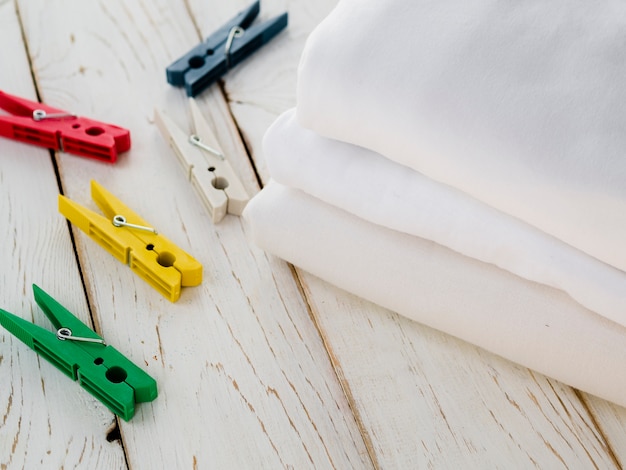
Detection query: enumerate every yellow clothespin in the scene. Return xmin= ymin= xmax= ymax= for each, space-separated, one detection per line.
xmin=154 ymin=98 xmax=249 ymax=223
xmin=59 ymin=180 xmax=202 ymax=302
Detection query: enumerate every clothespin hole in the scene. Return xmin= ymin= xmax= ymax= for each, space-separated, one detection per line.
xmin=105 ymin=366 xmax=128 ymax=384
xmin=94 ymin=357 xmax=104 ymax=365
xmin=157 ymin=251 xmax=176 ymax=268
xmin=72 ymin=124 xmax=81 ymax=129
xmin=206 ymin=49 xmax=214 ymax=56
xmin=208 ymin=167 xmax=215 ymax=172
xmin=86 ymin=126 xmax=105 ymax=136
xmin=146 ymin=244 xmax=155 ymax=251
xmin=212 ymin=176 xmax=229 ymax=190
xmin=189 ymin=56 xmax=205 ymax=69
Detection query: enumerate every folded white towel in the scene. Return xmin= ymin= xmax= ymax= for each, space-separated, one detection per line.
xmin=297 ymin=0 xmax=626 ymax=272
xmin=264 ymin=109 xmax=626 ymax=328
xmin=243 ymin=182 xmax=626 ymax=408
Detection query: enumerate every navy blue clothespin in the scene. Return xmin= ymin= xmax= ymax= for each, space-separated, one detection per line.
xmin=167 ymin=1 xmax=288 ymax=97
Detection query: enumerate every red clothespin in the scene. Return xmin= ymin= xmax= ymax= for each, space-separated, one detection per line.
xmin=0 ymin=90 xmax=131 ymax=163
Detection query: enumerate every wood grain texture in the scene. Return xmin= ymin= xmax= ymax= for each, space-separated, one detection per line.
xmin=582 ymin=397 xmax=626 ymax=467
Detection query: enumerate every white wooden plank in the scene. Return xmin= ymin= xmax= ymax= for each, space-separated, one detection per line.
xmin=209 ymin=0 xmax=626 ymax=467
xmin=582 ymin=397 xmax=626 ymax=467
xmin=15 ymin=0 xmax=372 ymax=468
xmin=0 ymin=3 xmax=126 ymax=469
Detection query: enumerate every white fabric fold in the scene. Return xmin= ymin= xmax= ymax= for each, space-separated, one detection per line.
xmin=264 ymin=109 xmax=626 ymax=328
xmin=296 ymin=0 xmax=626 ymax=272
xmin=243 ymin=182 xmax=626 ymax=408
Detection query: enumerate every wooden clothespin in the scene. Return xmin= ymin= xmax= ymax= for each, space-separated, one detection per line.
xmin=0 ymin=89 xmax=130 ymax=163
xmin=154 ymin=99 xmax=249 ymax=223
xmin=0 ymin=285 xmax=157 ymax=421
xmin=166 ymin=1 xmax=288 ymax=97
xmin=58 ymin=180 xmax=202 ymax=302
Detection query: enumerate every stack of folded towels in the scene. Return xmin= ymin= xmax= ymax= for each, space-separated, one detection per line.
xmin=243 ymin=0 xmax=626 ymax=406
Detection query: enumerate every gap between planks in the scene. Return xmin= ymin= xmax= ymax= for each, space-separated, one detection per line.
xmin=288 ymin=264 xmax=380 ymax=470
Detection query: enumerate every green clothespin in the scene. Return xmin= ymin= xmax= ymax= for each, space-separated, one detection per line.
xmin=0 ymin=284 xmax=157 ymax=421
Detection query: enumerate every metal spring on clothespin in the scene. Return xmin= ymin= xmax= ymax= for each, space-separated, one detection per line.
xmin=112 ymin=215 xmax=158 ymax=234
xmin=224 ymin=26 xmax=245 ymax=70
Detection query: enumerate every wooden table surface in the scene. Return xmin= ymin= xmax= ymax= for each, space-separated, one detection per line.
xmin=2 ymin=1 xmax=626 ymax=468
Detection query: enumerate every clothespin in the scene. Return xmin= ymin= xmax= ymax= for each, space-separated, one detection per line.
xmin=58 ymin=180 xmax=202 ymax=302
xmin=154 ymin=99 xmax=249 ymax=223
xmin=167 ymin=1 xmax=288 ymax=97
xmin=0 ymin=89 xmax=130 ymax=163
xmin=0 ymin=284 xmax=157 ymax=421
